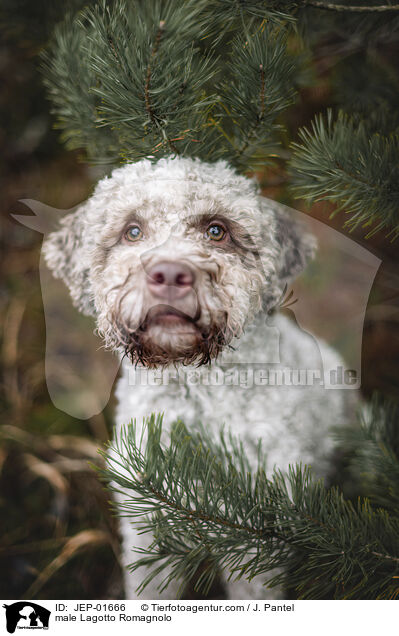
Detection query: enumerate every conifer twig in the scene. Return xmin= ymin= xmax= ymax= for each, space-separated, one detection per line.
xmin=145 ymin=21 xmax=165 ymax=125
xmin=102 ymin=408 xmax=399 ymax=599
xmin=304 ymin=1 xmax=399 ymax=11
xmin=237 ymin=64 xmax=267 ymax=160
xmin=144 ymin=20 xmax=178 ymax=155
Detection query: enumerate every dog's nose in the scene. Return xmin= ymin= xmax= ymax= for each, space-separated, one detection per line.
xmin=147 ymin=261 xmax=195 ymax=300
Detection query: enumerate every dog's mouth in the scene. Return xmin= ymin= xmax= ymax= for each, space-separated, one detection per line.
xmin=119 ymin=304 xmax=229 ymax=368
xmin=140 ymin=304 xmax=201 ymax=334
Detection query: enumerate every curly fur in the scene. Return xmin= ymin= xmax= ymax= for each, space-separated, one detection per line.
xmin=44 ymin=156 xmax=354 ymax=599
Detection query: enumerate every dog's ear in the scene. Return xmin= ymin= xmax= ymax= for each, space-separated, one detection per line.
xmin=43 ymin=206 xmax=95 ymax=316
xmin=272 ymin=204 xmax=317 ymax=287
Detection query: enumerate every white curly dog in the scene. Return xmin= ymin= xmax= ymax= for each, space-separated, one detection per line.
xmin=44 ymin=156 xmax=353 ymax=599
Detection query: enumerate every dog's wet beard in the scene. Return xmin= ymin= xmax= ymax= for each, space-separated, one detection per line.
xmin=106 ymin=281 xmax=230 ymax=367
xmin=120 ymin=322 xmax=228 ymax=368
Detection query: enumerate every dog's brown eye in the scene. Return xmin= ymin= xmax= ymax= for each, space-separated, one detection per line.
xmin=205 ymin=224 xmax=226 ymax=242
xmin=125 ymin=225 xmax=142 ymax=242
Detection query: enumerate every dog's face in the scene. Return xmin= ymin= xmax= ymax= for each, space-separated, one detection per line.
xmin=44 ymin=157 xmax=315 ymax=367
xmin=92 ymin=197 xmax=270 ymax=367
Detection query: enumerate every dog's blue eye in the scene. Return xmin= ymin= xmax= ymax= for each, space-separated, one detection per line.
xmin=205 ymin=224 xmax=226 ymax=242
xmin=125 ymin=226 xmax=142 ymax=242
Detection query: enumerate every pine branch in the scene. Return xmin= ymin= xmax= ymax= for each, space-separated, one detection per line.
xmin=41 ymin=12 xmax=119 ymax=163
xmin=236 ymin=63 xmax=266 ymax=159
xmin=199 ymin=0 xmax=298 ymax=40
xmin=42 ymin=0 xmax=221 ymax=163
xmin=303 ymin=1 xmax=399 ymax=12
xmin=101 ymin=410 xmax=399 ymax=599
xmin=289 ymin=111 xmax=399 ymax=238
xmin=341 ymin=395 xmax=399 ymax=511
xmin=144 ymin=21 xmax=166 ymax=126
xmin=217 ymin=27 xmax=298 ymax=171
xmin=41 ymin=1 xmax=303 ymax=167
xmin=142 ymin=20 xmax=179 ymax=155
xmin=42 ymin=0 xmax=399 ymax=243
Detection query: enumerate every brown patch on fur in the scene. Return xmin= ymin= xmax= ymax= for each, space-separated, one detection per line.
xmin=122 ymin=320 xmax=229 ymax=368
xmin=104 ymin=272 xmax=232 ymax=368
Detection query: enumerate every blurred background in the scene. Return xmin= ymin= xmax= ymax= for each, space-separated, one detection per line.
xmin=1 ymin=0 xmax=399 ymax=600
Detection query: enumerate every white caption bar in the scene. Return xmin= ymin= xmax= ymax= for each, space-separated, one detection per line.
xmin=1 ymin=600 xmax=396 ymax=636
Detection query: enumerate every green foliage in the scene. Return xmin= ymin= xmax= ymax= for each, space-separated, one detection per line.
xmin=198 ymin=0 xmax=298 ymax=43
xmin=42 ymin=13 xmax=118 ymax=163
xmin=85 ymin=0 xmax=220 ymax=162
xmin=289 ymin=111 xmax=399 ymax=237
xmin=343 ymin=395 xmax=399 ymax=511
xmin=41 ymin=0 xmax=399 ymax=238
xmin=289 ymin=6 xmax=399 ymax=238
xmin=204 ymin=0 xmax=298 ymax=26
xmin=42 ymin=0 xmax=299 ymax=169
xmin=102 ymin=405 xmax=399 ymax=599
xmin=216 ymin=28 xmax=297 ymax=171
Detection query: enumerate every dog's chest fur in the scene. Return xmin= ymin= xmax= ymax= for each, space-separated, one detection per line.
xmin=113 ymin=311 xmax=353 ymax=598
xmin=114 ymin=312 xmax=348 ymax=478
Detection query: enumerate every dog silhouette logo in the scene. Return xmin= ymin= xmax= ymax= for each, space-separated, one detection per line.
xmin=3 ymin=603 xmax=50 ymax=634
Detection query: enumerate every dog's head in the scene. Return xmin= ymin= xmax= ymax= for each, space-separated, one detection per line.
xmin=44 ymin=157 xmax=315 ymax=367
